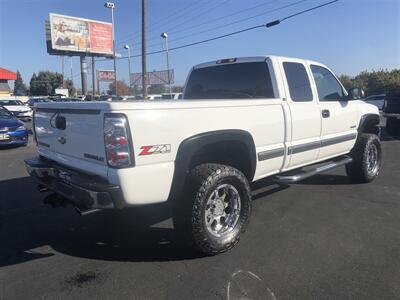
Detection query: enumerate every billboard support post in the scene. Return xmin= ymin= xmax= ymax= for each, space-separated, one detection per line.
xmin=61 ymin=55 xmax=65 ymax=88
xmin=92 ymin=56 xmax=96 ymax=96
xmin=80 ymin=56 xmax=88 ymax=96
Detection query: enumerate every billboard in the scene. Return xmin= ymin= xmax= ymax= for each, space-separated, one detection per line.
xmin=98 ymin=70 xmax=115 ymax=81
xmin=49 ymin=13 xmax=113 ymax=56
xmin=130 ymin=69 xmax=174 ymax=86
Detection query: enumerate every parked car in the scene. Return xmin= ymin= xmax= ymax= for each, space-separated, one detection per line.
xmin=52 ymin=97 xmax=82 ymax=102
xmin=362 ymin=94 xmax=385 ymax=110
xmin=0 ymin=99 xmax=32 ymax=120
xmin=26 ymin=98 xmax=51 ymax=109
xmin=25 ymin=55 xmax=381 ymax=255
xmin=383 ymin=88 xmax=400 ymax=136
xmin=98 ymin=95 xmax=123 ymax=101
xmin=162 ymin=93 xmax=183 ymax=100
xmin=147 ymin=94 xmax=162 ymax=100
xmin=0 ymin=106 xmax=29 ymax=146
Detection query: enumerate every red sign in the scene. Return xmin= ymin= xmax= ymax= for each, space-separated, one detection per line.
xmin=89 ymin=23 xmax=112 ymax=54
xmin=98 ymin=70 xmax=115 ymax=81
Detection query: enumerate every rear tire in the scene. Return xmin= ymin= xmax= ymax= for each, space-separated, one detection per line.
xmin=172 ymin=163 xmax=252 ymax=255
xmin=345 ymin=134 xmax=382 ymax=183
xmin=386 ymin=117 xmax=400 ymax=136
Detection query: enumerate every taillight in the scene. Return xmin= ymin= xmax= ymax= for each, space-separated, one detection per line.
xmin=104 ymin=114 xmax=134 ymax=168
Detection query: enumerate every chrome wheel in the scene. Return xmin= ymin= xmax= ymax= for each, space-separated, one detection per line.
xmin=366 ymin=143 xmax=379 ymax=175
xmin=205 ymin=184 xmax=241 ymax=237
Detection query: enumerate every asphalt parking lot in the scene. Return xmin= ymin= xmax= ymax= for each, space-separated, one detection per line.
xmin=0 ymin=122 xmax=399 ymax=300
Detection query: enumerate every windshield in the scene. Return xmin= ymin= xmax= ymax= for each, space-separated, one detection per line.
xmin=184 ymin=62 xmax=275 ymax=100
xmin=0 ymin=107 xmax=12 ymax=118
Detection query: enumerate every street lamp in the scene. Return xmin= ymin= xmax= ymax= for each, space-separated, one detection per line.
xmin=124 ymin=44 xmax=132 ymax=91
xmin=161 ymin=32 xmax=172 ymax=96
xmin=104 ymin=2 xmax=117 ymax=95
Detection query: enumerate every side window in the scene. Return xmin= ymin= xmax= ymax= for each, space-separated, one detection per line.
xmin=311 ymin=65 xmax=344 ymax=101
xmin=283 ymin=62 xmax=313 ymax=102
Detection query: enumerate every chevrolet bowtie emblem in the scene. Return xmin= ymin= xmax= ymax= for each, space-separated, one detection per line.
xmin=58 ymin=137 xmax=66 ymax=144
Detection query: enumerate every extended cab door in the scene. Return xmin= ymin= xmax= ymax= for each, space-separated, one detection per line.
xmin=279 ymin=58 xmax=321 ymax=169
xmin=308 ymin=63 xmax=358 ymax=160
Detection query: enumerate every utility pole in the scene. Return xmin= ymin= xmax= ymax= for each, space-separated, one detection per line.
xmin=142 ymin=0 xmax=148 ymax=99
xmin=92 ymin=56 xmax=96 ymax=97
xmin=104 ymin=2 xmax=117 ymax=95
xmin=70 ymin=57 xmax=73 ymax=80
xmin=80 ymin=56 xmax=88 ymax=96
xmin=61 ymin=55 xmax=65 ymax=88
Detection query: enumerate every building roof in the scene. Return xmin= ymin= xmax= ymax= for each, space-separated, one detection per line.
xmin=0 ymin=68 xmax=17 ymax=80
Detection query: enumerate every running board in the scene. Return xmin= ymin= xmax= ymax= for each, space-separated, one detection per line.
xmin=273 ymin=156 xmax=353 ymax=184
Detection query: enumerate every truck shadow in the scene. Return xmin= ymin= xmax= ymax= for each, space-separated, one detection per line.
xmin=0 ymin=171 xmax=362 ymax=267
xmin=0 ymin=176 xmax=205 ymax=266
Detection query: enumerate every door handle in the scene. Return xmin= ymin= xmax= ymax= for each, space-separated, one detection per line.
xmin=322 ymin=109 xmax=330 ymax=118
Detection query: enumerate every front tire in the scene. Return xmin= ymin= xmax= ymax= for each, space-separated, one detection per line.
xmin=345 ymin=134 xmax=382 ymax=183
xmin=173 ymin=163 xmax=252 ymax=255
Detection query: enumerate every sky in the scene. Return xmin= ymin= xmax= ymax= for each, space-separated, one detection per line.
xmin=0 ymin=0 xmax=399 ymax=92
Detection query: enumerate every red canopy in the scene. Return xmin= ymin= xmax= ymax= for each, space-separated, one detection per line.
xmin=0 ymin=68 xmax=17 ymax=80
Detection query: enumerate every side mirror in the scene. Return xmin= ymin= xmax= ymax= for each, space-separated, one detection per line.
xmin=348 ymin=87 xmax=365 ymax=100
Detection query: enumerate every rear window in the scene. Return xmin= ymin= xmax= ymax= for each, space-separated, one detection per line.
xmin=184 ymin=62 xmax=275 ymax=100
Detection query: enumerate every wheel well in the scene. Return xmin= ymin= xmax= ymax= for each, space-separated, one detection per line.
xmin=360 ymin=116 xmax=380 ymax=135
xmin=188 ymin=140 xmax=253 ymax=180
xmin=168 ymin=130 xmax=256 ymax=201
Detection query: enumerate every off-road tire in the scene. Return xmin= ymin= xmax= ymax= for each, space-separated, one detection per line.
xmin=172 ymin=163 xmax=252 ymax=255
xmin=345 ymin=134 xmax=382 ymax=183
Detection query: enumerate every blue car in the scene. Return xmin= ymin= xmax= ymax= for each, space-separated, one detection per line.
xmin=0 ymin=106 xmax=29 ymax=146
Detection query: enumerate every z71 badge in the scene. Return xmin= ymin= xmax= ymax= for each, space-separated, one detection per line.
xmin=139 ymin=144 xmax=171 ymax=156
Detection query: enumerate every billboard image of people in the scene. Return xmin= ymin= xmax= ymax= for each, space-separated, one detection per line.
xmin=50 ymin=13 xmax=112 ymax=56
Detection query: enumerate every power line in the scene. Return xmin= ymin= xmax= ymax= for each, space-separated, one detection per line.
xmin=116 ymin=0 xmax=214 ymax=49
xmin=116 ymin=0 xmax=277 ymax=51
xmin=144 ymin=0 xmax=309 ymax=51
xmin=105 ymin=0 xmax=339 ymax=62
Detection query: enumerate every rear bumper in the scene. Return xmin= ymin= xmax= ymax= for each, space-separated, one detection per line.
xmin=24 ymin=156 xmax=125 ymax=209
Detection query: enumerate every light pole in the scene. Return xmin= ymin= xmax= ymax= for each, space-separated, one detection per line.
xmin=161 ymin=32 xmax=172 ymax=96
xmin=124 ymin=44 xmax=132 ymax=91
xmin=104 ymin=2 xmax=117 ymax=95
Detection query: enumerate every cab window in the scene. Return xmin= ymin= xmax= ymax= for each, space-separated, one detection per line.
xmin=283 ymin=62 xmax=313 ymax=102
xmin=311 ymin=65 xmax=344 ymax=101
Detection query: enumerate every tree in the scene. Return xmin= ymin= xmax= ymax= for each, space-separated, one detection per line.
xmin=339 ymin=69 xmax=400 ymax=96
xmin=172 ymin=86 xmax=183 ymax=93
xmin=108 ymin=80 xmax=130 ymax=96
xmin=29 ymin=71 xmax=63 ymax=96
xmin=64 ymin=79 xmax=76 ymax=97
xmin=148 ymin=84 xmax=166 ymax=94
xmin=13 ymin=70 xmax=28 ymax=96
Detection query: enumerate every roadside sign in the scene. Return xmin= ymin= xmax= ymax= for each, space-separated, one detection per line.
xmin=130 ymin=69 xmax=174 ymax=86
xmin=98 ymin=70 xmax=115 ymax=81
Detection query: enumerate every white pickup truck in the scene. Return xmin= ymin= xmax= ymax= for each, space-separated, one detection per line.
xmin=25 ymin=55 xmax=381 ymax=255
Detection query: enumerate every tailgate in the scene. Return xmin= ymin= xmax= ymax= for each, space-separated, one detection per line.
xmin=35 ymin=107 xmax=107 ymax=170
